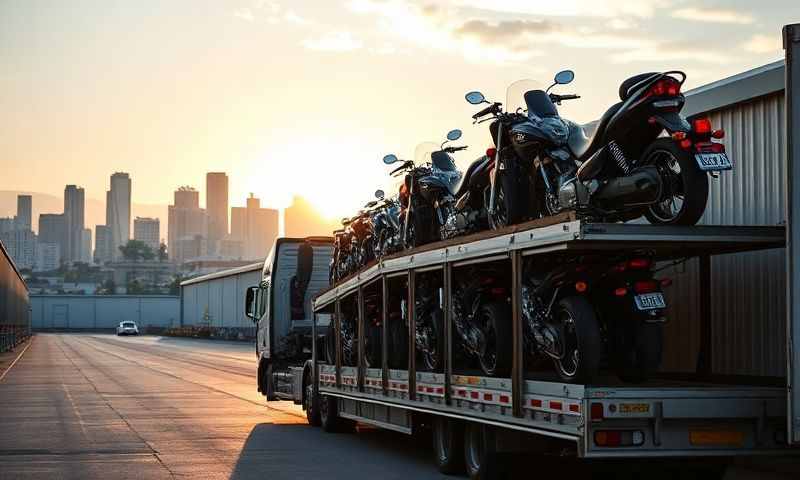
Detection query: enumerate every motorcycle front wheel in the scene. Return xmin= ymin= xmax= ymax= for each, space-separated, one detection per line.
xmin=553 ymin=296 xmax=601 ymax=383
xmin=420 ymin=309 xmax=444 ymax=372
xmin=476 ymin=302 xmax=512 ymax=377
xmin=642 ymin=138 xmax=708 ymax=226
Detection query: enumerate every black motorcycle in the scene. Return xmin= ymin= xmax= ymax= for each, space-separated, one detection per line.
xmin=466 ymin=70 xmax=731 ymax=225
xmin=368 ymin=190 xmax=403 ymax=259
xmin=382 ymin=129 xmax=494 ymax=249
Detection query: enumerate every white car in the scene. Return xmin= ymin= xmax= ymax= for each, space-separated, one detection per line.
xmin=116 ymin=321 xmax=139 ymax=336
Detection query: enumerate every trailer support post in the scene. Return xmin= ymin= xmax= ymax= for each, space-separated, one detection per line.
xmin=784 ymin=22 xmax=800 ymax=444
xmin=696 ymin=254 xmax=712 ymax=377
xmin=408 ymin=270 xmax=416 ymax=401
xmin=382 ymin=275 xmax=389 ymax=395
xmin=312 ymin=312 xmax=318 ymax=400
xmin=444 ymin=261 xmax=453 ymax=406
xmin=335 ymin=298 xmax=342 ymax=389
xmin=358 ymin=285 xmax=365 ymax=392
xmin=511 ymin=251 xmax=524 ymax=418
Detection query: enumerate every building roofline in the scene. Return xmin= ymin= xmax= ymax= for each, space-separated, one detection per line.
xmin=682 ymin=60 xmax=785 ymax=116
xmin=180 ymin=261 xmax=264 ymax=286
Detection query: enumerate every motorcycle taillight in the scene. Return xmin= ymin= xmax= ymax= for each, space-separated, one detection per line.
xmin=649 ymin=78 xmax=680 ymax=97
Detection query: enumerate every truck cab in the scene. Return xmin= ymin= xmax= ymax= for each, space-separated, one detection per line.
xmin=245 ymin=236 xmax=333 ymax=401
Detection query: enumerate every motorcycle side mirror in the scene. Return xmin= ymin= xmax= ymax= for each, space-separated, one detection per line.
xmin=375 ymin=189 xmax=385 ymax=200
xmin=382 ymin=154 xmax=399 ymax=165
xmin=465 ymin=91 xmax=486 ymax=105
xmin=446 ymin=129 xmax=462 ymax=141
xmin=554 ymin=70 xmax=575 ymax=85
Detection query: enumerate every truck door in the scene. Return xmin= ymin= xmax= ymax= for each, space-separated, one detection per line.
xmin=257 ymin=280 xmax=271 ymax=358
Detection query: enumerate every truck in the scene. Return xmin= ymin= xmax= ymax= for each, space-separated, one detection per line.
xmin=246 ymin=216 xmax=798 ymax=479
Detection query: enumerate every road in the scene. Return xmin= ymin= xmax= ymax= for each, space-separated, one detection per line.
xmin=0 ymin=334 xmax=437 ymax=480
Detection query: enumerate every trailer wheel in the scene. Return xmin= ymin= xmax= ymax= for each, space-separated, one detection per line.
xmin=463 ymin=423 xmax=498 ymax=480
xmin=616 ymin=322 xmax=663 ymax=383
xmin=433 ymin=417 xmax=465 ymax=474
xmin=304 ymin=372 xmax=321 ymax=427
xmin=319 ymin=395 xmax=355 ymax=433
xmin=477 ymin=302 xmax=512 ymax=377
xmin=553 ymin=296 xmax=601 ymax=384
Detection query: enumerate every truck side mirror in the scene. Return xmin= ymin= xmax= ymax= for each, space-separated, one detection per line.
xmin=245 ymin=286 xmax=258 ymax=320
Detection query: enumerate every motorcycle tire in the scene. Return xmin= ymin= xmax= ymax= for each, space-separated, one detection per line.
xmin=477 ymin=302 xmax=512 ymax=377
xmin=642 ymin=138 xmax=708 ymax=226
xmin=553 ymin=296 xmax=601 ymax=383
xmin=421 ymin=309 xmax=445 ymax=372
xmin=615 ymin=322 xmax=663 ymax=384
xmin=487 ymin=174 xmax=513 ymax=230
xmin=324 ymin=326 xmax=337 ymax=365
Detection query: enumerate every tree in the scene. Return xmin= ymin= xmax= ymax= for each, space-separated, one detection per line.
xmin=118 ymin=240 xmax=155 ymax=262
xmin=158 ymin=242 xmax=168 ymax=262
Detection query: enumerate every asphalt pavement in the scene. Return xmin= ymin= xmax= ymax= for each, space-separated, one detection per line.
xmin=0 ymin=334 xmax=438 ymax=480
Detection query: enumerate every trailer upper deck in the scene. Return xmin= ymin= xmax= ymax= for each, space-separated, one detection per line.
xmin=315 ymin=214 xmax=785 ymax=309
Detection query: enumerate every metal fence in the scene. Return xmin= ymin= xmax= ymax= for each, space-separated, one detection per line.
xmin=0 ymin=240 xmax=30 ymax=352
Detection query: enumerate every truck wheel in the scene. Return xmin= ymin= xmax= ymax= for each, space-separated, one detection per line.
xmin=319 ymin=395 xmax=355 ymax=433
xmin=477 ymin=302 xmax=512 ymax=377
xmin=616 ymin=323 xmax=663 ymax=383
xmin=304 ymin=372 xmax=321 ymax=427
xmin=433 ymin=417 xmax=465 ymax=474
xmin=553 ymin=296 xmax=601 ymax=384
xmin=463 ymin=423 xmax=499 ymax=480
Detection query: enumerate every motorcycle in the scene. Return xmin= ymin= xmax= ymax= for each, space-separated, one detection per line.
xmin=382 ymin=129 xmax=495 ymax=249
xmin=369 ymin=190 xmax=403 ymax=259
xmin=521 ymin=254 xmax=667 ymax=383
xmin=465 ymin=69 xmax=731 ymax=225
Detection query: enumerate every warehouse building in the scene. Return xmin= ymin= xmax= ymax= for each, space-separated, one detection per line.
xmin=179 ymin=262 xmax=263 ymax=338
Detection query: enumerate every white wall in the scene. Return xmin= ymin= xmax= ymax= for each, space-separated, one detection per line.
xmin=31 ymin=295 xmax=179 ymax=330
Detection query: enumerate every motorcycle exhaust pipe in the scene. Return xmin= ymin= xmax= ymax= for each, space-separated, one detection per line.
xmin=593 ymin=166 xmax=662 ymax=207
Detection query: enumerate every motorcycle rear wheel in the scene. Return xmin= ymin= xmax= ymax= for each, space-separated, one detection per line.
xmin=477 ymin=302 xmax=512 ymax=377
xmin=421 ymin=309 xmax=444 ymax=372
xmin=642 ymin=138 xmax=708 ymax=226
xmin=553 ymin=296 xmax=601 ymax=383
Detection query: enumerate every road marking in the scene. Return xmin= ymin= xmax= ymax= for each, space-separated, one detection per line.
xmin=0 ymin=337 xmax=32 ymax=383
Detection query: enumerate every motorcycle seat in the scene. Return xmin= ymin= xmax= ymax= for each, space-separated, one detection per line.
xmin=449 ymin=156 xmax=487 ymax=198
xmin=568 ymin=101 xmax=623 ymax=162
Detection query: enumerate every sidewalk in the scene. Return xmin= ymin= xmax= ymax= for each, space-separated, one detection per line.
xmin=0 ymin=336 xmax=32 ymax=381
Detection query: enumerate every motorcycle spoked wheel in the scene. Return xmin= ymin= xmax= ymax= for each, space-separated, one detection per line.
xmin=420 ymin=309 xmax=444 ymax=372
xmin=642 ymin=138 xmax=708 ymax=226
xmin=552 ymin=296 xmax=601 ymax=383
xmin=476 ymin=302 xmax=512 ymax=377
xmin=487 ymin=182 xmax=510 ymax=230
xmin=403 ymin=219 xmax=417 ymax=250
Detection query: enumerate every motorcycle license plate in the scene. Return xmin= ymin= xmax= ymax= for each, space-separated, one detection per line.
xmin=694 ymin=152 xmax=732 ymax=171
xmin=634 ymin=293 xmax=665 ymax=311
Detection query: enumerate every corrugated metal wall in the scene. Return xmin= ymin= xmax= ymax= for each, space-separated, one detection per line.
xmin=661 ymin=92 xmax=787 ymax=376
xmin=180 ymin=268 xmax=261 ymax=329
xmin=0 ymin=241 xmax=30 ymax=350
xmin=30 ymin=295 xmax=179 ymax=330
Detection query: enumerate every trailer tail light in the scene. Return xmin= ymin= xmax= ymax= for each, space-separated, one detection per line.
xmin=590 ymin=402 xmax=604 ymax=422
xmin=594 ymin=430 xmax=645 ymax=447
xmin=634 ymin=280 xmax=658 ymax=294
xmin=627 ymin=258 xmax=651 ymax=270
xmin=575 ymin=281 xmax=588 ymax=293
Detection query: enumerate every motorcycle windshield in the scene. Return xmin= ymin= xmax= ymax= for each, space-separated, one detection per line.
xmin=506 ymin=79 xmax=544 ymax=114
xmin=430 ymin=151 xmax=458 ymax=171
xmin=414 ymin=141 xmax=440 ymax=166
xmin=524 ymin=90 xmax=558 ymax=118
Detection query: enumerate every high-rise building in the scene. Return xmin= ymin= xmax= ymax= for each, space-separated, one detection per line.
xmin=16 ymin=195 xmax=31 ymax=231
xmin=64 ymin=185 xmax=85 ymax=263
xmin=38 ymin=213 xmax=66 ymax=269
xmin=94 ymin=225 xmax=112 ymax=264
xmin=230 ymin=194 xmax=279 ymax=260
xmin=168 ymin=187 xmax=207 ymax=263
xmin=107 ymin=172 xmax=131 ymax=259
xmin=80 ymin=228 xmax=92 ymax=263
xmin=134 ymin=217 xmax=160 ymax=251
xmin=0 ymin=229 xmax=36 ymax=270
xmin=206 ymin=172 xmax=229 ymax=255
xmin=0 ymin=218 xmax=14 ymax=235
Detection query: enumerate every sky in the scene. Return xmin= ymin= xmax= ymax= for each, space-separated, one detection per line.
xmin=0 ymin=0 xmax=796 ymax=220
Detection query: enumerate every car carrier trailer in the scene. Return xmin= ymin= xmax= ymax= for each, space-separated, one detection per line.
xmin=277 ymin=213 xmax=800 ymax=478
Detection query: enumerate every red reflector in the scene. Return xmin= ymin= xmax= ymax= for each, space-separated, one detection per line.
xmin=486 ymin=147 xmax=497 ymax=158
xmin=499 ymin=395 xmax=510 ymax=404
xmin=693 ymin=117 xmax=712 ymax=134
xmin=671 ymin=131 xmax=687 ymax=141
xmin=575 ymin=281 xmax=588 ymax=293
xmin=531 ymin=399 xmax=542 ymax=408
xmin=569 ymin=404 xmax=581 ymax=413
xmin=660 ymin=278 xmax=673 ymax=287
xmin=590 ymin=402 xmax=604 ymax=421
xmin=680 ymin=139 xmax=692 ymax=149
xmin=712 ymin=129 xmax=725 ymax=139
xmin=614 ymin=287 xmax=628 ymax=297
xmin=549 ymin=401 xmax=563 ymax=411
xmin=634 ymin=280 xmax=658 ymax=294
xmin=628 ymin=258 xmax=651 ymax=269
xmin=483 ymin=393 xmax=492 ymax=401
xmin=470 ymin=391 xmax=479 ymax=399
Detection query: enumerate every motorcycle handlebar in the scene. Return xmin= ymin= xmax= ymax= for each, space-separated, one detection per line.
xmin=389 ymin=161 xmax=411 ymax=176
xmin=550 ymin=93 xmax=581 ymax=103
xmin=443 ymin=145 xmax=467 ymax=153
xmin=471 ymin=102 xmax=502 ymax=120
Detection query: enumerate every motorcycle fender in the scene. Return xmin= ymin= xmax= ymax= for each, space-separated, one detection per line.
xmin=651 ymin=112 xmax=690 ymax=133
